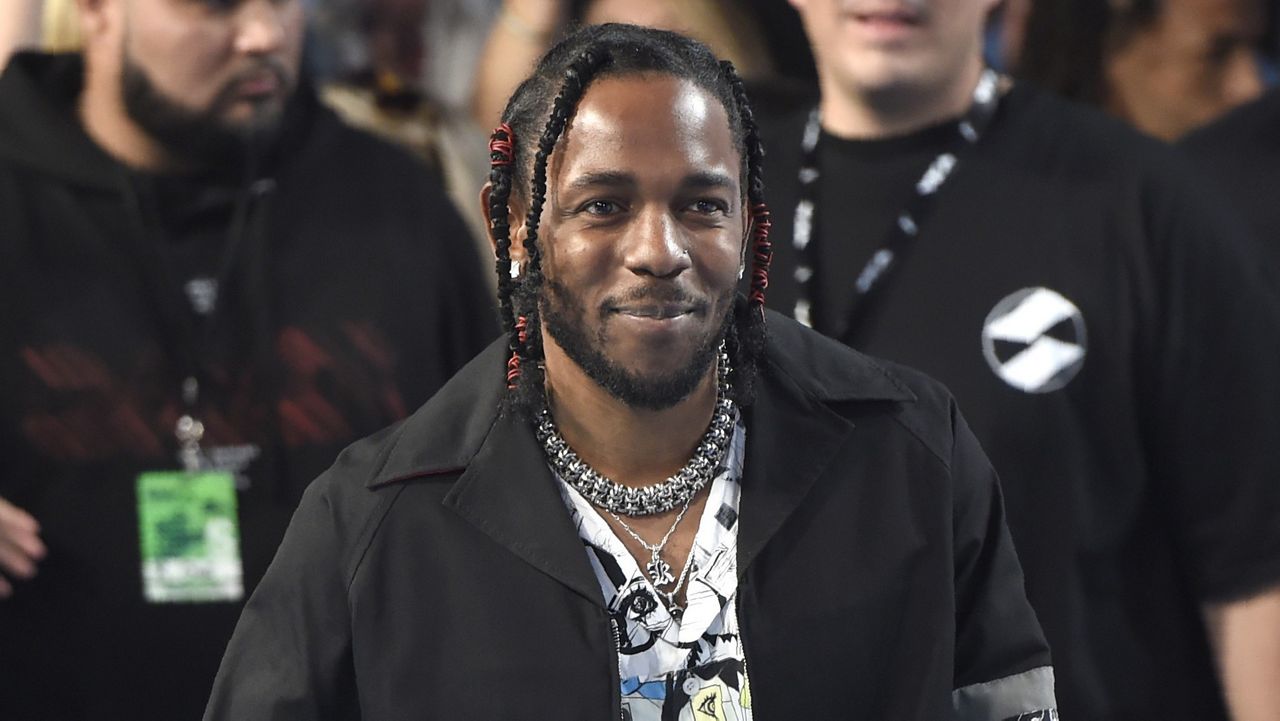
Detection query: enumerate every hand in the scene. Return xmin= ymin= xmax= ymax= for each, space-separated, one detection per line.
xmin=0 ymin=496 xmax=45 ymax=598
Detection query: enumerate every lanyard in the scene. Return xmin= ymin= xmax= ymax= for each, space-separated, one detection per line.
xmin=790 ymin=68 xmax=1002 ymax=339
xmin=123 ymin=171 xmax=276 ymax=470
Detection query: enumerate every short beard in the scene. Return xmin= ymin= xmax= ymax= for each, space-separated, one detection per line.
xmin=121 ymin=50 xmax=289 ymax=172
xmin=541 ymin=278 xmax=733 ymax=411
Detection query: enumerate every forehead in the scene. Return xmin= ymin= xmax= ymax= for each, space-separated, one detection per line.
xmin=552 ymin=74 xmax=741 ymax=187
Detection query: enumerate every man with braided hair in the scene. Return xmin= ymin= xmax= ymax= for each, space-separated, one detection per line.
xmin=205 ymin=24 xmax=1057 ymax=721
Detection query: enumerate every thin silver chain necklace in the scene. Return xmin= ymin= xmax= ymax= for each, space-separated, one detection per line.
xmin=534 ymin=344 xmax=736 ymax=517
xmin=609 ymin=491 xmax=697 ymax=592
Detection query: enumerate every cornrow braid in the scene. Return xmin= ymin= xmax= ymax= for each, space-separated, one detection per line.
xmin=487 ymin=123 xmax=524 ymax=387
xmin=490 ymin=23 xmax=772 ymax=412
xmin=497 ymin=49 xmax=612 ymax=402
xmin=721 ymin=60 xmax=770 ymax=402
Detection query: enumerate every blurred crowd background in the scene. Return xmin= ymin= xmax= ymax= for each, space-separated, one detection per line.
xmin=4 ymin=0 xmax=1278 ymax=234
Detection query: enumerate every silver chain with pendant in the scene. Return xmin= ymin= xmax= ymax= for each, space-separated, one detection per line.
xmin=610 ymin=499 xmax=701 ymax=617
xmin=608 ymin=490 xmax=696 ymax=587
xmin=534 ymin=343 xmax=736 ymax=517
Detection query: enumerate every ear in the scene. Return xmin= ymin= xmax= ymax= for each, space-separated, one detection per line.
xmin=738 ymin=195 xmax=753 ymax=276
xmin=479 ymin=181 xmax=530 ymax=265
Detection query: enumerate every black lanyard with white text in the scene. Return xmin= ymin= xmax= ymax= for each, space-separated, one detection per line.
xmin=790 ymin=68 xmax=1002 ymax=340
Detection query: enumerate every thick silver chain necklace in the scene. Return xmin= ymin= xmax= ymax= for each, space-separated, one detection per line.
xmin=535 ymin=344 xmax=736 ymax=517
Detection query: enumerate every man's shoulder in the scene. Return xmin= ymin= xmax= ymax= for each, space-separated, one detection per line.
xmin=283 ymin=91 xmax=450 ymax=195
xmin=985 ymin=84 xmax=1177 ymax=177
xmin=305 ymin=338 xmax=506 ymax=500
xmin=763 ymin=311 xmax=962 ymax=458
xmin=1182 ymin=89 xmax=1280 ymax=158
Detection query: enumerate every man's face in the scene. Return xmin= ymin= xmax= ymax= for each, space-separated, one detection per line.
xmin=1107 ymin=0 xmax=1265 ymax=140
xmin=532 ymin=74 xmax=746 ymax=410
xmin=788 ymin=0 xmax=999 ymax=100
xmin=108 ymin=0 xmax=304 ymax=162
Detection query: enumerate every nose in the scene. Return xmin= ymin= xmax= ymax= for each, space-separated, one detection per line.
xmin=234 ymin=0 xmax=289 ymax=56
xmin=623 ymin=208 xmax=692 ymax=279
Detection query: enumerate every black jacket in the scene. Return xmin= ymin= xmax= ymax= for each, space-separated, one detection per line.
xmin=0 ymin=52 xmax=497 ymax=721
xmin=205 ymin=314 xmax=1056 ymax=720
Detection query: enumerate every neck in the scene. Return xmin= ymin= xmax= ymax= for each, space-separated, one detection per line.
xmin=78 ymin=57 xmax=185 ymax=173
xmin=541 ymin=339 xmax=719 ymax=489
xmin=819 ymin=57 xmax=986 ymax=139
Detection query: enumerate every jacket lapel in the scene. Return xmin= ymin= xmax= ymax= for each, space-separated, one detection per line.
xmin=736 ymin=312 xmax=918 ymax=577
xmin=441 ymin=408 xmax=607 ymax=609
xmin=736 ymin=360 xmax=858 ymax=577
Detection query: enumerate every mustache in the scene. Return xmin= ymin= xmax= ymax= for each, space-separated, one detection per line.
xmin=602 ymin=286 xmax=711 ymax=314
xmin=211 ymin=59 xmax=293 ymax=105
xmin=838 ymin=0 xmax=928 ymax=15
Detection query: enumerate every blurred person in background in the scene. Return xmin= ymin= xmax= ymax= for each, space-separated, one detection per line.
xmin=1013 ymin=0 xmax=1271 ymax=140
xmin=0 ymin=0 xmax=496 ymax=718
xmin=1181 ymin=87 xmax=1280 ymax=278
xmin=316 ymin=0 xmax=494 ymax=278
xmin=0 ymin=0 xmax=81 ymax=64
xmin=758 ymin=0 xmax=1280 ymax=719
xmin=0 ymin=0 xmax=43 ymax=66
xmin=467 ymin=0 xmax=775 ymax=129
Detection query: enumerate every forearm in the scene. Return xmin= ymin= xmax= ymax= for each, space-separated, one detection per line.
xmin=468 ymin=0 xmax=563 ymax=128
xmin=1203 ymin=584 xmax=1280 ymax=721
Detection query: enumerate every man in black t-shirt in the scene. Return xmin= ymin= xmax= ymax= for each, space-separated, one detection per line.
xmin=1181 ymin=89 xmax=1280 ymax=278
xmin=763 ymin=1 xmax=1280 ymax=720
xmin=0 ymin=1 xmax=496 ymax=719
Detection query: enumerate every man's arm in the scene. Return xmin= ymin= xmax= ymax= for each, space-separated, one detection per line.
xmin=1135 ymin=149 xmax=1280 ymax=721
xmin=949 ymin=400 xmax=1058 ymax=721
xmin=0 ymin=495 xmax=45 ymax=598
xmin=203 ymin=474 xmax=360 ymax=720
xmin=1204 ymin=587 xmax=1280 ymax=721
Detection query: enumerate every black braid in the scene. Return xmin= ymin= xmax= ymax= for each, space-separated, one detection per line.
xmin=720 ymin=60 xmax=769 ymax=405
xmin=487 ymin=126 xmax=517 ymax=343
xmin=491 ymin=23 xmax=771 ymax=412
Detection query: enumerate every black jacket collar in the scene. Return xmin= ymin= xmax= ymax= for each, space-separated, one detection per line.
xmin=367 ymin=311 xmax=916 ymax=605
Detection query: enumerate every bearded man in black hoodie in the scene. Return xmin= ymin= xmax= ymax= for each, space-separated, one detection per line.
xmin=0 ymin=0 xmax=496 ymax=718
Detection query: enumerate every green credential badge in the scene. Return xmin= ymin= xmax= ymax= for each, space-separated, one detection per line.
xmin=136 ymin=471 xmax=244 ymax=603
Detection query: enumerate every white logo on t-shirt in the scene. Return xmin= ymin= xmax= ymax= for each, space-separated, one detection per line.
xmin=982 ymin=287 xmax=1086 ymax=394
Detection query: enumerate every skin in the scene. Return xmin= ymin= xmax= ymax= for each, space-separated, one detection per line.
xmin=0 ymin=0 xmax=43 ymax=69
xmin=0 ymin=497 xmax=45 ymax=599
xmin=1106 ymin=0 xmax=1265 ymax=140
xmin=790 ymin=0 xmax=1280 ymax=716
xmin=1204 ymin=593 xmax=1280 ymax=721
xmin=76 ymin=0 xmax=305 ymax=172
xmin=787 ymin=0 xmax=1000 ymax=138
xmin=483 ymin=75 xmax=749 ymax=601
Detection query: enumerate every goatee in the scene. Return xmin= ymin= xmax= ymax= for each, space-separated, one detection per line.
xmin=541 ymin=279 xmax=732 ymax=411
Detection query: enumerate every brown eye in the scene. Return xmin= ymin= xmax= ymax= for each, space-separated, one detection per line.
xmin=689 ymin=199 xmax=728 ymax=215
xmin=583 ymin=200 xmax=620 ymax=215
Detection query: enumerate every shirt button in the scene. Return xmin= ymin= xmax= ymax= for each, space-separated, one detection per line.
xmin=682 ymin=677 xmax=701 ymax=696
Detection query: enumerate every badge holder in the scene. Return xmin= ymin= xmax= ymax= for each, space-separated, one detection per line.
xmin=136 ymin=378 xmax=245 ymax=603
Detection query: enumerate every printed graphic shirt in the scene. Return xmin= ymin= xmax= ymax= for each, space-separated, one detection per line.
xmin=556 ymin=420 xmax=751 ymax=721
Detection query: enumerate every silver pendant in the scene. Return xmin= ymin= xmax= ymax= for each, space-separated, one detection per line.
xmin=647 ymin=554 xmax=674 ymax=586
